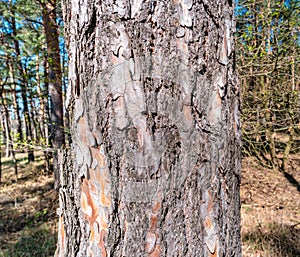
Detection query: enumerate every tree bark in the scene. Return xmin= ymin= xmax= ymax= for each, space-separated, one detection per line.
xmin=56 ymin=1 xmax=241 ymax=256
xmin=42 ymin=0 xmax=65 ymax=187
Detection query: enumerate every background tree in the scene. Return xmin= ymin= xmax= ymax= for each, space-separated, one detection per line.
xmin=236 ymin=0 xmax=300 ymax=171
xmin=40 ymin=0 xmax=65 ymax=187
xmin=0 ymin=0 xmax=67 ymax=179
xmin=56 ymin=0 xmax=241 ymax=256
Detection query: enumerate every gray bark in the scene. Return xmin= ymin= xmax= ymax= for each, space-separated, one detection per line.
xmin=56 ymin=1 xmax=241 ymax=256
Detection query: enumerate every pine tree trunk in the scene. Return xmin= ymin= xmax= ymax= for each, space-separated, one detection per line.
xmin=7 ymin=58 xmax=23 ymax=145
xmin=56 ymin=1 xmax=241 ymax=256
xmin=0 ymin=142 xmax=2 ymax=184
xmin=42 ymin=0 xmax=65 ymax=186
xmin=0 ymin=83 xmax=18 ymax=180
xmin=10 ymin=3 xmax=34 ymax=162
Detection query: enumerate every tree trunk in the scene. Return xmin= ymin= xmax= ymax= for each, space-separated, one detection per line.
xmin=42 ymin=0 xmax=64 ymax=186
xmin=37 ymin=54 xmax=50 ymax=172
xmin=0 ymin=139 xmax=2 ymax=184
xmin=7 ymin=58 xmax=23 ymax=145
xmin=56 ymin=1 xmax=241 ymax=256
xmin=10 ymin=2 xmax=34 ymax=162
xmin=0 ymin=82 xmax=18 ymax=181
xmin=44 ymin=55 xmax=52 ymax=173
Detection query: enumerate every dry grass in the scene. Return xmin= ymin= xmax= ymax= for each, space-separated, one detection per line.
xmin=0 ymin=151 xmax=58 ymax=257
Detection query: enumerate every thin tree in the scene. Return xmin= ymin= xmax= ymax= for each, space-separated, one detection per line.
xmin=41 ymin=0 xmax=65 ymax=187
xmin=10 ymin=0 xmax=35 ymax=162
xmin=0 ymin=77 xmax=18 ymax=181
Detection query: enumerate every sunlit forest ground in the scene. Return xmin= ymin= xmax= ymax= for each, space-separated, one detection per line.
xmin=241 ymin=155 xmax=300 ymax=256
xmin=0 ymin=151 xmax=58 ymax=257
xmin=0 ymin=150 xmax=299 ymax=256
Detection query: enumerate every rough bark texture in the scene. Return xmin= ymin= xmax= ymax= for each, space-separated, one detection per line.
xmin=56 ymin=1 xmax=241 ymax=256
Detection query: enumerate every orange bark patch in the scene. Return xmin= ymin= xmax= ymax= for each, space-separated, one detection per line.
xmin=148 ymin=244 xmax=161 ymax=257
xmin=100 ymin=191 xmax=111 ymax=207
xmin=152 ymin=201 xmax=161 ymax=213
xmin=176 ymin=39 xmax=188 ymax=53
xmin=207 ymin=191 xmax=213 ymax=212
xmin=99 ymin=229 xmax=107 ymax=257
xmin=111 ymin=54 xmax=119 ymax=65
xmin=149 ymin=213 xmax=158 ymax=231
xmin=233 ymin=121 xmax=237 ymax=133
xmin=204 ymin=217 xmax=212 ymax=229
xmin=183 ymin=105 xmax=192 ymax=121
xmin=88 ymin=178 xmax=98 ymax=193
xmin=90 ymin=147 xmax=106 ymax=167
xmin=78 ymin=117 xmax=88 ymax=144
xmin=210 ymin=251 xmax=218 ymax=257
xmin=90 ymin=226 xmax=95 ymax=241
xmin=81 ymin=178 xmax=99 ymax=223
xmin=81 ymin=192 xmax=91 ymax=216
xmin=97 ymin=213 xmax=109 ymax=230
xmin=137 ymin=128 xmax=144 ymax=149
xmin=115 ymin=96 xmax=124 ymax=108
xmin=215 ymin=92 xmax=222 ymax=106
xmin=146 ymin=199 xmax=162 ymax=256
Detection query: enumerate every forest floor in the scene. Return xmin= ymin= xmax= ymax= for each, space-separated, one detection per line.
xmin=0 ymin=151 xmax=299 ymax=256
xmin=241 ymin=154 xmax=300 ymax=257
xmin=0 ymin=151 xmax=58 ymax=257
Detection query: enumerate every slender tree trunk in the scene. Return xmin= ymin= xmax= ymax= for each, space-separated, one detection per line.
xmin=37 ymin=55 xmax=50 ymax=172
xmin=10 ymin=3 xmax=34 ymax=162
xmin=56 ymin=1 xmax=241 ymax=256
xmin=43 ymin=55 xmax=51 ymax=173
xmin=0 ymin=114 xmax=4 ymax=184
xmin=0 ymin=139 xmax=2 ymax=184
xmin=42 ymin=0 xmax=64 ymax=187
xmin=28 ymin=86 xmax=38 ymax=144
xmin=7 ymin=58 xmax=23 ymax=145
xmin=3 ymin=111 xmax=10 ymax=158
xmin=1 ymin=83 xmax=18 ymax=181
xmin=19 ymin=78 xmax=35 ymax=162
xmin=0 ymin=117 xmax=7 ymax=157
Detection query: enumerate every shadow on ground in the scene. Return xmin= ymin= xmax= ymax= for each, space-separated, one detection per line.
xmin=283 ymin=171 xmax=300 ymax=192
xmin=243 ymin=222 xmax=300 ymax=256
